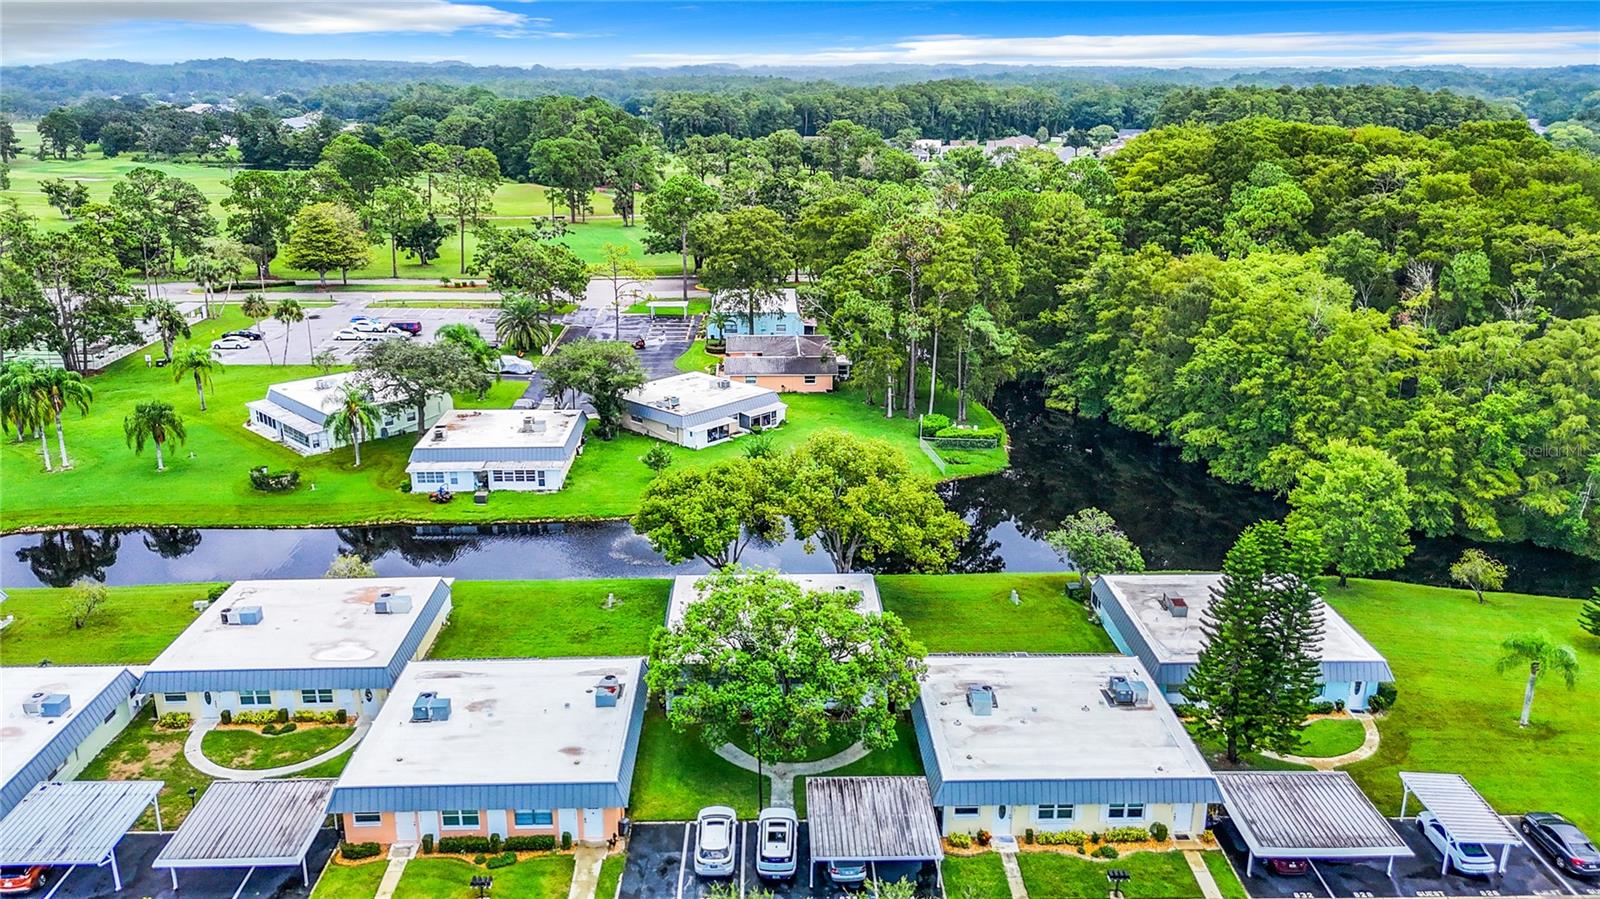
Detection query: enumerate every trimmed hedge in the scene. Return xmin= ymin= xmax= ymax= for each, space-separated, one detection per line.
xmin=1371 ymin=681 xmax=1398 ymax=711
xmin=485 ymin=851 xmax=517 ymax=869
xmin=341 ymin=842 xmax=382 ymax=860
xmin=437 ymin=836 xmax=494 ymax=854
xmin=231 ymin=710 xmax=279 ymax=725
xmin=249 ymin=466 xmax=301 ymax=493
xmin=421 ymin=834 xmax=434 ymax=854
xmin=1104 ymin=826 xmax=1150 ymax=843
xmin=504 ymin=835 xmax=556 ymax=852
xmin=921 ymin=413 xmax=952 ymax=432
xmin=1035 ymin=829 xmax=1088 ymax=847
xmin=1149 ymin=822 xmax=1169 ymax=842
xmin=156 ymin=712 xmax=192 ymax=729
xmin=293 ymin=709 xmax=346 ymax=724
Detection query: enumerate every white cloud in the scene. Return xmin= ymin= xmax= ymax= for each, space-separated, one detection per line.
xmin=627 ymin=29 xmax=1600 ymax=68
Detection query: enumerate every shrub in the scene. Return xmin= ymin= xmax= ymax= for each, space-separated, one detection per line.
xmin=472 ymin=854 xmax=487 ymax=865
xmin=278 ymin=722 xmax=298 ymax=734
xmin=218 ymin=709 xmax=232 ymax=725
xmin=921 ymin=413 xmax=951 ymax=433
xmin=1149 ymin=822 xmax=1169 ymax=842
xmin=262 ymin=723 xmax=279 ymax=735
xmin=1371 ymin=682 xmax=1398 ymax=711
xmin=946 ymin=832 xmax=973 ymax=849
xmin=421 ymin=834 xmax=434 ymax=854
xmin=1093 ymin=845 xmax=1120 ymax=859
xmin=276 ymin=708 xmax=289 ymax=723
xmin=437 ymin=836 xmax=493 ymax=854
xmin=293 ymin=709 xmax=344 ymax=724
xmin=975 ymin=829 xmax=992 ymax=847
xmin=1025 ymin=828 xmax=1035 ymax=845
xmin=205 ymin=583 xmax=231 ymax=601
xmin=488 ymin=833 xmax=501 ymax=853
xmin=1104 ymin=827 xmax=1149 ymax=844
xmin=248 ymin=466 xmax=301 ymax=492
xmin=233 ymin=710 xmax=279 ymax=726
xmin=156 ymin=712 xmax=192 ymax=729
xmin=504 ymin=835 xmax=556 ymax=852
xmin=1334 ymin=699 xmax=1346 ymax=712
xmin=1308 ymin=700 xmax=1337 ymax=715
xmin=561 ymin=831 xmax=573 ymax=850
xmin=1034 ymin=830 xmax=1089 ymax=847
xmin=340 ymin=842 xmax=382 ymax=861
xmin=336 ymin=708 xmax=349 ymax=724
xmin=485 ymin=851 xmax=517 ymax=870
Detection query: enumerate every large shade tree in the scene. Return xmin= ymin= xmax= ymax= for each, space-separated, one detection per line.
xmin=1286 ymin=442 xmax=1415 ymax=586
xmin=1045 ymin=507 xmax=1145 ymax=595
xmin=632 ymin=456 xmax=789 ymax=568
xmin=640 ymin=174 xmax=718 ymax=300
xmin=539 ymin=340 xmax=646 ymax=437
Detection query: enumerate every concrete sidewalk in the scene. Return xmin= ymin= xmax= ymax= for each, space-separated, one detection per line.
xmin=184 ymin=718 xmax=369 ymax=780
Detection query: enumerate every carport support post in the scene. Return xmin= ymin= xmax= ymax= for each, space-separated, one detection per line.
xmin=303 ymin=857 xmax=311 ymax=885
xmin=110 ymin=849 xmax=122 ymax=891
xmin=154 ymin=796 xmax=164 ymax=833
xmin=1498 ymin=843 xmax=1509 ymax=874
xmin=171 ymin=867 xmax=179 ymax=889
xmin=1386 ymin=855 xmax=1394 ymax=876
xmin=1399 ymin=788 xmax=1409 ymax=820
xmin=1245 ymin=850 xmax=1253 ymax=878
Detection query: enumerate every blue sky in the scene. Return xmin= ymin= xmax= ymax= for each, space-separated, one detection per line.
xmin=4 ymin=1 xmax=1597 ymax=68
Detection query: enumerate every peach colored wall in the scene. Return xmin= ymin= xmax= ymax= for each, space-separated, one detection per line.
xmin=343 ymin=813 xmax=398 ymax=844
xmin=347 ymin=808 xmax=625 ymax=845
xmin=734 ymin=374 xmax=833 ymax=393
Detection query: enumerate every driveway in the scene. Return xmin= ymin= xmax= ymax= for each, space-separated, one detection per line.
xmin=42 ymin=829 xmax=336 ymax=898
xmin=206 ymin=295 xmax=501 ymax=366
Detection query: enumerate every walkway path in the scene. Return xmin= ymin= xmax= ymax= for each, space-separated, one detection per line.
xmin=713 ymin=741 xmax=871 ymax=808
xmin=567 ymin=845 xmax=609 ymax=899
xmin=1262 ymin=713 xmax=1381 ymax=770
xmin=999 ymin=848 xmax=1030 ymax=899
xmin=374 ymin=844 xmax=415 ymax=899
xmin=1183 ymin=850 xmax=1225 ymax=899
xmin=183 ymin=718 xmax=369 ymax=780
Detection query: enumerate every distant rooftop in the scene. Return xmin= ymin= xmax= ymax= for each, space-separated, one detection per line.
xmin=666 ymin=573 xmax=881 ymax=629
xmin=1 ymin=666 xmax=133 ymax=795
xmin=723 ymin=334 xmax=834 ymax=357
xmin=415 ymin=409 xmax=585 ymax=451
xmin=916 ymin=654 xmax=1212 ymax=786
xmin=624 ymin=372 xmax=779 ymax=417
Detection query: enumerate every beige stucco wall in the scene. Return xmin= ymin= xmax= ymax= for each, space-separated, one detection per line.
xmin=54 ymin=696 xmax=139 ymax=782
xmin=344 ymin=806 xmax=624 ymax=847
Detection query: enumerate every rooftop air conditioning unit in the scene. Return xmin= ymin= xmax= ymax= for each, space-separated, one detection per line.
xmin=593 ymin=674 xmax=624 ymax=708
xmin=715 ymin=378 xmax=731 ymax=389
xmin=520 ymin=416 xmax=545 ymax=434
xmin=315 ymin=379 xmax=332 ymax=390
xmin=1106 ymin=675 xmax=1151 ymax=708
xmin=431 ymin=427 xmax=447 ymax=442
xmin=374 ymin=592 xmax=412 ymax=615
xmin=411 ymin=691 xmax=451 ymax=722
xmin=965 ymin=684 xmax=997 ymax=716
xmin=23 ymin=692 xmax=71 ymax=717
xmin=1160 ymin=593 xmax=1189 ymax=618
xmin=665 ymin=396 xmax=680 ymax=409
xmin=219 ymin=605 xmax=263 ymax=626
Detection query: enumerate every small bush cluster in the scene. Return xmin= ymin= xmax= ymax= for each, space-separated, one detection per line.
xmin=262 ymin=722 xmax=298 ymax=735
xmin=1104 ymin=826 xmax=1150 ymax=843
xmin=1034 ymin=830 xmax=1089 ymax=847
xmin=292 ymin=709 xmax=347 ymax=724
xmin=340 ymin=842 xmax=382 ymax=860
xmin=218 ymin=709 xmax=232 ymax=725
xmin=561 ymin=831 xmax=573 ymax=850
xmin=1307 ymin=700 xmax=1337 ymax=715
xmin=975 ymin=829 xmax=992 ymax=847
xmin=437 ymin=836 xmax=494 ymax=854
xmin=248 ymin=466 xmax=301 ymax=492
xmin=1370 ymin=682 xmax=1398 ymax=711
xmin=485 ymin=851 xmax=517 ymax=869
xmin=946 ymin=832 xmax=973 ymax=849
xmin=230 ymin=710 xmax=279 ymax=726
xmin=205 ymin=583 xmax=231 ymax=601
xmin=921 ymin=413 xmax=952 ymax=432
xmin=504 ymin=835 xmax=556 ymax=852
xmin=156 ymin=712 xmax=193 ymax=729
xmin=1093 ymin=845 xmax=1120 ymax=859
xmin=1149 ymin=822 xmax=1170 ymax=842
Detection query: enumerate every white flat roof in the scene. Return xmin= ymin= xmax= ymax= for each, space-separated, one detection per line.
xmin=667 ymin=573 xmax=881 ymax=628
xmin=145 ymin=578 xmax=448 ymax=672
xmin=268 ymin=371 xmax=396 ymax=414
xmin=336 ymin=658 xmax=644 ymax=789
xmin=918 ymin=654 xmax=1211 ymax=783
xmin=1 ymin=666 xmax=130 ymax=788
xmin=624 ymin=372 xmax=778 ymax=417
xmin=413 ymin=409 xmax=584 ymax=452
xmin=1098 ymin=574 xmax=1387 ymax=665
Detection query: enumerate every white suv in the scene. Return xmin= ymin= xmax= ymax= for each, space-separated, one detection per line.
xmin=694 ymin=806 xmax=738 ymax=878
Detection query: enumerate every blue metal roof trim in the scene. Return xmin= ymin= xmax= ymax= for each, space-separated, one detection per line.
xmin=328 ymin=782 xmax=627 ymax=814
xmin=1091 ymin=579 xmax=1166 ymax=680
xmin=1 ymin=668 xmax=138 ymax=817
xmin=613 ymin=658 xmax=649 ymax=807
xmin=909 ymin=698 xmax=945 ymax=801
xmin=264 ymin=391 xmax=328 ymax=427
xmin=623 ymin=393 xmax=782 ymax=429
xmin=381 ymin=580 xmax=453 ymax=685
xmin=1320 ymin=660 xmax=1395 ymax=683
xmin=931 ymin=777 xmax=1222 ymax=808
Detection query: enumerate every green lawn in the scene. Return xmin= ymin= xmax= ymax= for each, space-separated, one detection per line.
xmin=1296 ymin=717 xmax=1367 ymax=758
xmin=311 ymin=860 xmax=387 ymax=899
xmin=674 ymin=340 xmax=719 ymax=374
xmin=285 ymin=748 xmax=356 ymax=779
xmin=1 ymin=313 xmax=1004 ymax=531
xmin=942 ymin=853 xmax=1010 ymax=899
xmin=395 ymin=855 xmax=574 ymax=899
xmin=1203 ymin=850 xmax=1249 ymax=899
xmin=628 ymin=298 xmax=710 ymax=315
xmin=595 ymin=852 xmax=625 ymax=899
xmin=877 ymin=573 xmax=1110 ymax=653
xmin=1186 ymin=722 xmax=1316 ymax=772
xmin=0 ymin=583 xmax=218 ymax=663
xmin=1329 ymin=578 xmax=1600 ymax=832
xmin=629 ymin=708 xmax=765 ymax=821
xmin=428 ymin=579 xmax=670 ymax=658
xmin=793 ymin=718 xmax=924 ymax=817
xmin=200 ymin=725 xmax=354 ymax=770
xmin=77 ymin=705 xmax=210 ymax=829
xmin=1017 ymin=851 xmax=1202 ymax=898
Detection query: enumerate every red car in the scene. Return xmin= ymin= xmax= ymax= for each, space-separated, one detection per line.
xmin=0 ymin=866 xmax=49 ymax=894
xmin=1266 ymin=858 xmax=1309 ymax=876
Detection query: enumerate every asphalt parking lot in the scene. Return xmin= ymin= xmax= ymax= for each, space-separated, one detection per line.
xmin=203 ymin=297 xmax=500 ymax=366
xmin=620 ymin=821 xmax=939 ymax=899
xmin=38 ymin=828 xmax=335 ymax=898
xmin=1218 ymin=817 xmax=1600 ymax=898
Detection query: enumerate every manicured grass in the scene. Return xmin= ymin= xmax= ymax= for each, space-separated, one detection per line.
xmin=942 ymin=853 xmax=1010 ymax=899
xmin=1295 ymin=717 xmax=1367 ymax=758
xmin=1186 ymin=723 xmax=1316 ymax=772
xmin=1017 ymin=850 xmax=1202 ymax=898
xmin=877 ymin=573 xmax=1111 ymax=654
xmin=628 ymin=298 xmax=710 ymax=315
xmin=674 ymin=339 xmax=719 ymax=374
xmin=311 ymin=860 xmax=388 ymax=899
xmin=1328 ymin=578 xmax=1600 ymax=832
xmin=78 ymin=705 xmax=210 ymax=829
xmin=594 ymin=852 xmax=625 ymax=899
xmin=1203 ymin=850 xmax=1250 ymax=899
xmin=200 ymin=725 xmax=354 ymax=770
xmin=285 ymin=748 xmax=356 ymax=779
xmin=793 ymin=718 xmax=924 ymax=817
xmin=394 ymin=855 xmax=575 ymax=899
xmin=629 ymin=708 xmax=763 ymax=821
xmin=428 ymin=579 xmax=670 ymax=658
xmin=0 ymin=583 xmax=218 ymax=663
xmin=368 ymin=298 xmax=500 ymax=307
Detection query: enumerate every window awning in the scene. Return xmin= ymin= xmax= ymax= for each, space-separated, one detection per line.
xmin=1398 ymin=772 xmax=1522 ymax=845
xmin=1217 ymin=772 xmax=1412 ymax=860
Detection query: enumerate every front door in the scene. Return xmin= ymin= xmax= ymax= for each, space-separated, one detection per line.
xmin=994 ymin=805 xmax=1012 ymax=835
xmin=1171 ymin=804 xmax=1195 ymax=838
xmin=583 ymin=808 xmax=604 ymax=843
xmin=557 ymin=808 xmax=577 ymax=844
xmin=395 ymin=812 xmax=418 ymax=843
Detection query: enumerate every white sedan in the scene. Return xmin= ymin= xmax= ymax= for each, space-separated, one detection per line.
xmin=350 ymin=321 xmax=388 ymax=333
xmin=332 ymin=328 xmax=384 ymax=342
xmin=1418 ymin=810 xmax=1498 ymax=876
xmin=210 ymin=337 xmax=251 ymax=350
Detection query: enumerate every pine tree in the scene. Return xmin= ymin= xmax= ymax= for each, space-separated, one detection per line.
xmin=1183 ymin=520 xmax=1325 ymax=763
xmin=1580 ymin=588 xmax=1600 ymax=640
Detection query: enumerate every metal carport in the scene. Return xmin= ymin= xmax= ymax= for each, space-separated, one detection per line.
xmin=805 ymin=776 xmax=945 ymax=891
xmin=0 ymin=780 xmax=164 ymax=892
xmin=153 ymin=778 xmax=337 ymax=895
xmin=1398 ymin=771 xmax=1523 ymax=874
xmin=1216 ymin=771 xmax=1413 ymax=876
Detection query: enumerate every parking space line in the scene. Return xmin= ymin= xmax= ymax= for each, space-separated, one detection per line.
xmin=678 ymin=822 xmax=693 ymax=899
xmin=1306 ymin=861 xmax=1338 ymax=898
xmin=740 ymin=820 xmax=749 ymax=898
xmin=38 ymin=864 xmax=75 ymax=899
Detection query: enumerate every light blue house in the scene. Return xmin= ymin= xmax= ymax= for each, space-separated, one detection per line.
xmin=707 ymin=292 xmax=812 ymax=339
xmin=1091 ymin=574 xmax=1393 ymax=711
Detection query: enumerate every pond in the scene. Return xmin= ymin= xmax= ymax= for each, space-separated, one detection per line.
xmin=3 ymin=385 xmax=1594 ymax=596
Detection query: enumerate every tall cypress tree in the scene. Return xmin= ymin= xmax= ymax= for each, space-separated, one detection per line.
xmin=1580 ymin=588 xmax=1600 ymax=640
xmin=1183 ymin=520 xmax=1325 ymax=763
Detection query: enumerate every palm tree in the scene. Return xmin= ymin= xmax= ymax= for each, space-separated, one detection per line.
xmin=123 ymin=400 xmax=187 ymax=472
xmin=323 ymin=382 xmax=380 ymax=468
xmin=1495 ymin=633 xmax=1580 ymax=727
xmin=495 ymin=295 xmax=552 ymax=356
xmin=38 ymin=367 xmax=92 ymax=469
xmin=171 ymin=346 xmax=223 ymax=411
xmin=240 ymin=292 xmax=274 ymax=363
xmin=273 ymin=298 xmax=305 ymax=364
xmin=0 ymin=360 xmax=45 ymax=443
xmin=143 ymin=298 xmax=191 ymax=362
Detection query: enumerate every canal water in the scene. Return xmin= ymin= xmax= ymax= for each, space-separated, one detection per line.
xmin=3 ymin=386 xmax=1594 ymax=595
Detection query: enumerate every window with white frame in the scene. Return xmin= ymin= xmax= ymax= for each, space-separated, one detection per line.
xmin=1107 ymin=803 xmax=1145 ymax=820
xmin=745 ymin=376 xmax=757 ymax=384
xmin=491 ymin=469 xmax=546 ymax=486
xmin=1036 ymin=804 xmax=1076 ymax=821
xmin=441 ymin=810 xmax=481 ymax=828
xmin=514 ymin=809 xmax=553 ymax=827
xmin=952 ymin=806 xmax=981 ymax=818
xmin=415 ymin=471 xmax=445 ymax=484
xmin=803 ymin=375 xmax=817 ymax=385
xmin=162 ymin=692 xmax=188 ymax=704
xmin=300 ymin=689 xmax=334 ymax=704
xmin=239 ymin=690 xmax=272 ymax=706
xmin=353 ymin=813 xmax=382 ymax=827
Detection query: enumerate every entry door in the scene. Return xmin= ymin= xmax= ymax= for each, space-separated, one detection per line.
xmin=396 ymin=812 xmax=418 ymax=842
xmin=583 ymin=808 xmax=604 ymax=842
xmin=557 ymin=808 xmax=577 ymax=843
xmin=994 ymin=805 xmax=1012 ymax=835
xmin=1171 ymin=804 xmax=1195 ymax=838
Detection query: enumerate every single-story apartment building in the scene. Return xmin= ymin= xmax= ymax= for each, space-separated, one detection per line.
xmin=666 ymin=573 xmax=881 ymax=628
xmin=1 ymin=666 xmax=143 ymax=816
xmin=330 ymin=657 xmax=647 ymax=847
xmin=406 ymin=408 xmax=588 ymax=494
xmin=1091 ymin=573 xmax=1394 ymax=710
xmin=141 ymin=577 xmax=452 ymax=721
xmin=246 ymin=372 xmax=452 ymax=456
xmin=719 ymin=335 xmax=847 ymax=393
xmin=912 ymin=654 xmax=1219 ymax=840
xmin=707 ymin=292 xmax=814 ymax=339
xmin=621 ymin=372 xmax=786 ymax=450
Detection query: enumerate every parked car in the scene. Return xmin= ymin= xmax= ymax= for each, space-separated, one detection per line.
xmin=349 ymin=316 xmax=380 ymax=325
xmin=0 ymin=865 xmax=49 ymax=894
xmin=498 ymin=355 xmax=535 ymax=375
xmin=827 ymin=861 xmax=869 ymax=886
xmin=1522 ymin=812 xmax=1600 ymax=877
xmin=221 ymin=329 xmax=262 ymax=341
xmin=693 ymin=806 xmax=738 ymax=877
xmin=350 ymin=321 xmax=388 ymax=333
xmin=383 ymin=325 xmax=414 ymax=337
xmin=1266 ymin=858 xmax=1309 ymax=876
xmin=333 ymin=329 xmax=383 ymax=342
xmin=756 ymin=807 xmax=798 ymax=881
xmin=387 ymin=321 xmax=423 ymax=335
xmin=1418 ymin=810 xmax=1497 ymax=877
xmin=210 ymin=336 xmax=251 ymax=350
